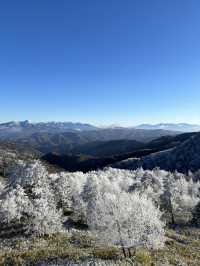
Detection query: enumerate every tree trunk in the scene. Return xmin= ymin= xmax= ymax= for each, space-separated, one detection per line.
xmin=116 ymin=220 xmax=126 ymax=257
xmin=128 ymin=248 xmax=132 ymax=258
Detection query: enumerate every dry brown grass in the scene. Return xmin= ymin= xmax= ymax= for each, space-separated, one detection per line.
xmin=0 ymin=228 xmax=199 ymax=265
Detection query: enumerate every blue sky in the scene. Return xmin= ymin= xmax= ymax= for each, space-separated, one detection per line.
xmin=0 ymin=0 xmax=200 ymax=126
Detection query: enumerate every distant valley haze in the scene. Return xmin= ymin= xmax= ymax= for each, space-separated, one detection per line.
xmin=1 ymin=120 xmax=200 ymax=133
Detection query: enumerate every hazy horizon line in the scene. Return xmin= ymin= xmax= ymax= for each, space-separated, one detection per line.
xmin=1 ymin=119 xmax=200 ymax=128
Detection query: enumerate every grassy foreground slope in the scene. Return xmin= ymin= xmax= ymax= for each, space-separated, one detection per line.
xmin=0 ymin=227 xmax=199 ymax=266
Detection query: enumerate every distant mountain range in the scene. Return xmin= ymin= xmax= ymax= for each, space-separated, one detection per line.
xmin=1 ymin=120 xmax=200 ymax=173
xmin=0 ymin=120 xmax=98 ymax=139
xmin=0 ymin=121 xmax=199 ymax=141
xmin=135 ymin=123 xmax=200 ymax=132
xmin=0 ymin=120 xmax=179 ymax=154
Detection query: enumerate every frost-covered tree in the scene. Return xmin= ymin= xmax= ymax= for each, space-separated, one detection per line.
xmin=52 ymin=172 xmax=72 ymax=209
xmin=87 ymin=190 xmax=165 ymax=254
xmin=130 ymin=168 xmax=165 ymax=206
xmin=172 ymin=177 xmax=200 ymax=212
xmin=28 ymin=187 xmax=63 ymax=235
xmin=55 ymin=171 xmax=87 ymax=222
xmin=8 ymin=160 xmax=49 ymax=189
xmin=160 ymin=173 xmax=176 ymax=224
xmin=1 ymin=160 xmax=63 ymax=235
xmin=0 ymin=160 xmax=199 ymax=240
xmin=160 ymin=173 xmax=200 ymax=224
xmin=57 ymin=171 xmax=86 ymax=207
xmin=0 ymin=185 xmax=31 ymax=223
xmin=0 ymin=150 xmax=17 ymax=177
xmin=0 ymin=180 xmax=4 ymax=193
xmin=83 ymin=170 xmax=165 ymax=252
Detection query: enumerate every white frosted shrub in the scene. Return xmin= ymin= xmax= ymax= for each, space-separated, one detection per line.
xmin=29 ymin=195 xmax=63 ymax=236
xmin=1 ymin=160 xmax=62 ymax=235
xmin=0 ymin=159 xmax=199 ymax=242
xmin=0 ymin=185 xmax=31 ymax=223
xmin=87 ymin=191 xmax=165 ymax=249
xmin=0 ymin=180 xmax=4 ymax=193
xmin=8 ymin=160 xmax=49 ymax=189
xmin=171 ymin=177 xmax=200 ymax=212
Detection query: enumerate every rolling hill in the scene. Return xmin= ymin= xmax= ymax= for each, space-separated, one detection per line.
xmin=112 ymin=132 xmax=200 ymax=174
xmin=71 ymin=139 xmax=144 ymax=157
xmin=42 ymin=132 xmax=199 ymax=172
xmin=10 ymin=128 xmax=178 ymax=155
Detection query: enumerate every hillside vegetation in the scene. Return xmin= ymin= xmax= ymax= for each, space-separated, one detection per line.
xmin=0 ymin=160 xmax=199 ymax=265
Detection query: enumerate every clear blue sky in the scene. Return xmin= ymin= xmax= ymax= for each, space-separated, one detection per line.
xmin=1 ymin=0 xmax=200 ymax=126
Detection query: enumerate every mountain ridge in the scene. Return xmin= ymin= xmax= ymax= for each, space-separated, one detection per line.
xmin=136 ymin=123 xmax=200 ymax=132
xmin=0 ymin=120 xmax=98 ymax=139
xmin=111 ymin=132 xmax=200 ymax=174
xmin=8 ymin=128 xmax=178 ymax=154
